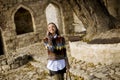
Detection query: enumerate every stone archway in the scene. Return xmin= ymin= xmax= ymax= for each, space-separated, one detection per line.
xmin=0 ymin=29 xmax=4 ymax=55
xmin=73 ymin=12 xmax=86 ymax=33
xmin=14 ymin=7 xmax=34 ymax=35
xmin=45 ymin=3 xmax=61 ymax=29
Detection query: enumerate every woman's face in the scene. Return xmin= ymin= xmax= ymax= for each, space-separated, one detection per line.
xmin=48 ymin=24 xmax=56 ymax=34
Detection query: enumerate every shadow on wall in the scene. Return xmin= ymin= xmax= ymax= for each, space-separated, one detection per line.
xmin=88 ymin=37 xmax=120 ymax=44
xmin=68 ymin=31 xmax=86 ymax=42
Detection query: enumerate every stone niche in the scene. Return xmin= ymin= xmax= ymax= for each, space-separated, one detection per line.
xmin=69 ymin=41 xmax=120 ymax=65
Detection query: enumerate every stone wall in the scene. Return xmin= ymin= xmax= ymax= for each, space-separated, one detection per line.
xmin=0 ymin=0 xmax=74 ymax=68
xmin=1 ymin=0 xmax=119 ymax=75
xmin=0 ymin=56 xmax=8 ymax=73
xmin=69 ymin=41 xmax=120 ymax=65
xmin=73 ymin=12 xmax=86 ymax=33
xmin=104 ymin=0 xmax=120 ymax=20
xmin=0 ymin=54 xmax=32 ymax=73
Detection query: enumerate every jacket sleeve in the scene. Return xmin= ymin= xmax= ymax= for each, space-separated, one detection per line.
xmin=43 ymin=38 xmax=48 ymax=46
xmin=43 ymin=37 xmax=55 ymax=52
xmin=62 ymin=37 xmax=67 ymax=57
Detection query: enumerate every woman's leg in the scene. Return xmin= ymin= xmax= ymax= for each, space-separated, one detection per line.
xmin=58 ymin=73 xmax=64 ymax=80
xmin=53 ymin=73 xmax=64 ymax=80
xmin=53 ymin=74 xmax=59 ymax=80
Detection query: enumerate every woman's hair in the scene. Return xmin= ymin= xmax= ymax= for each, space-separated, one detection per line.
xmin=47 ymin=22 xmax=60 ymax=37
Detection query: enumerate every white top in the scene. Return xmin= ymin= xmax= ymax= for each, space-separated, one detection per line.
xmin=47 ymin=59 xmax=66 ymax=71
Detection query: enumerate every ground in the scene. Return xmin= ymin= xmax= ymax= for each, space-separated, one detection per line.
xmin=0 ymin=42 xmax=120 ymax=80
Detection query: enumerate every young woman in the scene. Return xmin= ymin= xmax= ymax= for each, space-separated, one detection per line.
xmin=43 ymin=22 xmax=70 ymax=80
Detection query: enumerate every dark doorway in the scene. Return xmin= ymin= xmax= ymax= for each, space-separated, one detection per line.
xmin=0 ymin=30 xmax=4 ymax=55
xmin=14 ymin=7 xmax=34 ymax=35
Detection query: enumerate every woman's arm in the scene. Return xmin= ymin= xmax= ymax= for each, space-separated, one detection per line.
xmin=62 ymin=37 xmax=70 ymax=70
xmin=43 ymin=37 xmax=55 ymax=52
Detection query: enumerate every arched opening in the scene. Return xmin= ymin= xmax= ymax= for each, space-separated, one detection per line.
xmin=0 ymin=30 xmax=4 ymax=55
xmin=14 ymin=7 xmax=34 ymax=35
xmin=73 ymin=12 xmax=86 ymax=33
xmin=45 ymin=3 xmax=61 ymax=28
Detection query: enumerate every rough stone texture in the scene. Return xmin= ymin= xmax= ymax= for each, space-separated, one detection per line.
xmin=67 ymin=0 xmax=120 ymax=41
xmin=0 ymin=0 xmax=120 ymax=80
xmin=92 ymin=29 xmax=120 ymax=42
xmin=73 ymin=12 xmax=86 ymax=33
xmin=0 ymin=0 xmax=74 ymax=67
xmin=0 ymin=42 xmax=119 ymax=80
xmin=69 ymin=41 xmax=120 ymax=65
xmin=104 ymin=0 xmax=120 ymax=20
xmin=0 ymin=0 xmax=120 ymax=64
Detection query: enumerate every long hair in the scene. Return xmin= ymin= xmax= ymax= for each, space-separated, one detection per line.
xmin=47 ymin=22 xmax=60 ymax=37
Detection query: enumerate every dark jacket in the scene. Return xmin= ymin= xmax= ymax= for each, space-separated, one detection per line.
xmin=43 ymin=36 xmax=67 ymax=60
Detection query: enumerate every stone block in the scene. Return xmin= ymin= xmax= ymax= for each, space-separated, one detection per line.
xmin=69 ymin=41 xmax=120 ymax=65
xmin=10 ymin=63 xmax=20 ymax=69
xmin=1 ymin=65 xmax=10 ymax=71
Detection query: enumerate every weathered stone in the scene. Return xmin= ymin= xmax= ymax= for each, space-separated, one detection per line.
xmin=0 ymin=59 xmax=7 ymax=66
xmin=110 ymin=69 xmax=115 ymax=75
xmin=111 ymin=74 xmax=120 ymax=80
xmin=69 ymin=41 xmax=120 ymax=65
xmin=10 ymin=63 xmax=20 ymax=69
xmin=94 ymin=72 xmax=107 ymax=78
xmin=0 ymin=67 xmax=2 ymax=72
xmin=1 ymin=65 xmax=10 ymax=71
xmin=0 ymin=43 xmax=119 ymax=79
xmin=0 ymin=1 xmax=120 ymax=79
xmin=93 ymin=78 xmax=101 ymax=80
xmin=115 ymin=72 xmax=120 ymax=76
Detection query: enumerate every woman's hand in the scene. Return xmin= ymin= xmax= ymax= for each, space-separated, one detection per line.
xmin=48 ymin=37 xmax=53 ymax=45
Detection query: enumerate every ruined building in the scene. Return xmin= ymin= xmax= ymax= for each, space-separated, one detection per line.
xmin=0 ymin=0 xmax=120 ymax=79
xmin=0 ymin=0 xmax=80 ymax=70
